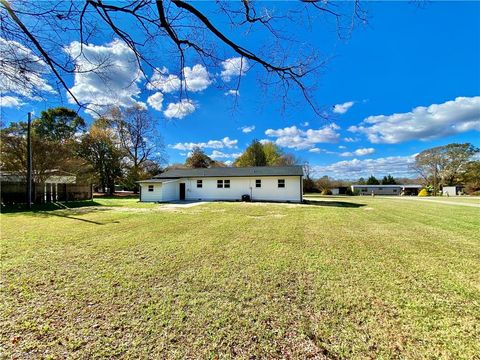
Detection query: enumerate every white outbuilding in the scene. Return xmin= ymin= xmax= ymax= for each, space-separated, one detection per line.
xmin=442 ymin=185 xmax=464 ymax=196
xmin=138 ymin=166 xmax=304 ymax=203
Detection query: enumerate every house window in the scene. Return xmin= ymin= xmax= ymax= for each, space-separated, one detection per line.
xmin=378 ymin=187 xmax=383 ymax=190
xmin=278 ymin=179 xmax=285 ymax=188
xmin=148 ymin=185 xmax=154 ymax=192
xmin=255 ymin=179 xmax=261 ymax=188
xmin=197 ymin=180 xmax=203 ymax=188
xmin=393 ymin=189 xmax=397 ymax=193
xmin=362 ymin=188 xmax=367 ymax=192
xmin=217 ymin=179 xmax=230 ymax=188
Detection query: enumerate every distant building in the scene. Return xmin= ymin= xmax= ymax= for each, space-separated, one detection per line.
xmin=351 ymin=184 xmax=423 ymax=196
xmin=331 ymin=187 xmax=349 ymax=195
xmin=442 ymin=185 xmax=464 ymax=196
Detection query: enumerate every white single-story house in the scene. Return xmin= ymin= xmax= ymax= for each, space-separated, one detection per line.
xmin=138 ymin=166 xmax=304 ymax=203
xmin=351 ymin=184 xmax=423 ymax=196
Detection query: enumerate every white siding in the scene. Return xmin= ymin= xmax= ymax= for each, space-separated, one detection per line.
xmin=443 ymin=186 xmax=460 ymax=196
xmin=351 ymin=186 xmax=401 ymax=195
xmin=162 ymin=181 xmax=180 ymax=201
xmin=140 ymin=183 xmax=163 ymax=202
xmin=184 ymin=176 xmax=302 ymax=202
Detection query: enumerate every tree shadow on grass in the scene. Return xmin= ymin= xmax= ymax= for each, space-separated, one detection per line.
xmin=41 ymin=210 xmax=119 ymax=225
xmin=1 ymin=201 xmax=119 ymax=225
xmin=1 ymin=200 xmax=102 ymax=214
xmin=304 ymin=200 xmax=366 ymax=208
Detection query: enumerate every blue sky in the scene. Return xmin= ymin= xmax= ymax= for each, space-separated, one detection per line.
xmin=1 ymin=1 xmax=479 ymax=179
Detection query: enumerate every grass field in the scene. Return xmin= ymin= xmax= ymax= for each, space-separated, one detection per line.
xmin=1 ymin=197 xmax=479 ymax=359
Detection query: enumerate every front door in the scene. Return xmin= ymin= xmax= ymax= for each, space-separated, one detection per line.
xmin=179 ymin=183 xmax=186 ymax=200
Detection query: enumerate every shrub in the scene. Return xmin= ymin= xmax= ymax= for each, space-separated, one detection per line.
xmin=321 ymin=189 xmax=332 ymax=195
xmin=345 ymin=188 xmax=354 ymax=196
xmin=418 ymin=188 xmax=429 ymax=197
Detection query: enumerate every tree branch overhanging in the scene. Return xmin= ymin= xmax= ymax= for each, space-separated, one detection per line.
xmin=1 ymin=0 xmax=367 ymax=117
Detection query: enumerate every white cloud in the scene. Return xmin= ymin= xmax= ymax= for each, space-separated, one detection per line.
xmin=183 ymin=64 xmax=212 ymax=91
xmin=65 ymin=40 xmax=143 ymax=114
xmin=225 ymin=89 xmax=240 ymax=96
xmin=147 ymin=64 xmax=211 ymax=94
xmin=147 ymin=92 xmax=164 ymax=111
xmin=0 ymin=37 xmax=54 ymax=100
xmin=312 ymin=155 xmax=416 ymax=179
xmin=147 ymin=67 xmax=181 ymax=93
xmin=0 ymin=96 xmax=25 ymax=108
xmin=333 ymin=101 xmax=355 ymax=114
xmin=209 ymin=150 xmax=242 ymax=159
xmin=309 ymin=148 xmax=321 ymax=153
xmin=221 ymin=57 xmax=250 ymax=82
xmin=265 ymin=124 xmax=340 ymax=150
xmin=240 ymin=125 xmax=255 ymax=133
xmin=169 ymin=137 xmax=238 ymax=151
xmin=344 ymin=137 xmax=358 ymax=143
xmin=163 ymin=99 xmax=196 ymax=119
xmin=301 ymin=122 xmax=310 ymax=127
xmin=338 ymin=145 xmax=347 ymax=149
xmin=349 ymin=96 xmax=480 ymax=144
xmin=340 ymin=147 xmax=375 ymax=157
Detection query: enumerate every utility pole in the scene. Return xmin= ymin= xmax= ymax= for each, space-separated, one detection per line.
xmin=26 ymin=112 xmax=32 ymax=208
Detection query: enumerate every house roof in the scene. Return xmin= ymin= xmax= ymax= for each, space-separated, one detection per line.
xmin=152 ymin=166 xmax=304 ymax=179
xmin=136 ymin=179 xmax=179 ymax=184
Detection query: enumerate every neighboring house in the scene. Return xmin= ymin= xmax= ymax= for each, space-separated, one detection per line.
xmin=442 ymin=185 xmax=464 ymax=196
xmin=138 ymin=166 xmax=304 ymax=203
xmin=351 ymin=184 xmax=423 ymax=196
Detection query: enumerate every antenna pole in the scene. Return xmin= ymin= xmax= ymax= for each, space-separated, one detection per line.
xmin=26 ymin=112 xmax=32 ymax=209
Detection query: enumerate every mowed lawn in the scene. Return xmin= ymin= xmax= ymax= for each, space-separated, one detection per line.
xmin=1 ymin=197 xmax=479 ymax=359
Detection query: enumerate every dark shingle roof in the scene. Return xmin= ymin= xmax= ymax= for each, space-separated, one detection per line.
xmin=152 ymin=166 xmax=303 ymax=179
xmin=136 ymin=178 xmax=179 ymax=183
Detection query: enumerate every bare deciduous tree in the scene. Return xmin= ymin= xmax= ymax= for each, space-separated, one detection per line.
xmin=108 ymin=105 xmax=166 ymax=191
xmin=0 ymin=0 xmax=367 ymax=115
xmin=109 ymin=105 xmax=166 ymax=170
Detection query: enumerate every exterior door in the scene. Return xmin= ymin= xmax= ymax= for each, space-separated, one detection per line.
xmin=179 ymin=183 xmax=186 ymax=200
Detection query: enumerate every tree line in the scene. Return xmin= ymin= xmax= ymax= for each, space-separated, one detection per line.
xmin=1 ymin=106 xmax=166 ymax=195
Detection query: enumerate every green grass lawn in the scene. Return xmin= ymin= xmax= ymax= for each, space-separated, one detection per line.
xmin=1 ymin=197 xmax=479 ymax=358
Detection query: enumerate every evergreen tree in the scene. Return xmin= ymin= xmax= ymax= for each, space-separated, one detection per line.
xmin=381 ymin=174 xmax=397 ymax=185
xmin=234 ymin=140 xmax=267 ymax=167
xmin=366 ymin=175 xmax=380 ymax=185
xmin=185 ymin=147 xmax=212 ymax=168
